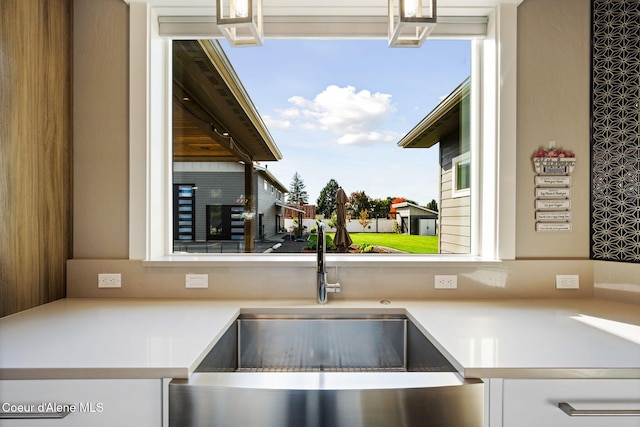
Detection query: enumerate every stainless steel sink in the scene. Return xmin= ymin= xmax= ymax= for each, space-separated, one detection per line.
xmin=196 ymin=313 xmax=457 ymax=372
xmin=170 ymin=313 xmax=483 ymax=427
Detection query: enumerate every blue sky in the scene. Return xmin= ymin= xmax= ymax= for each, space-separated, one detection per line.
xmin=221 ymin=39 xmax=470 ymax=206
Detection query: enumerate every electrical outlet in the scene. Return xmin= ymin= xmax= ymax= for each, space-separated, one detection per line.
xmin=556 ymin=274 xmax=579 ymax=289
xmin=186 ymin=274 xmax=208 ymax=288
xmin=435 ymin=275 xmax=457 ymax=289
xmin=98 ymin=273 xmax=121 ymax=288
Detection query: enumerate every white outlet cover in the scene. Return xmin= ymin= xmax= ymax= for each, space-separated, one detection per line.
xmin=435 ymin=275 xmax=457 ymax=289
xmin=98 ymin=273 xmax=121 ymax=288
xmin=556 ymin=274 xmax=579 ymax=289
xmin=186 ymin=274 xmax=208 ymax=288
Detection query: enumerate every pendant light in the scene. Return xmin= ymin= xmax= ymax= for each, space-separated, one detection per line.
xmin=216 ymin=0 xmax=263 ymax=47
xmin=388 ymin=0 xmax=437 ymax=47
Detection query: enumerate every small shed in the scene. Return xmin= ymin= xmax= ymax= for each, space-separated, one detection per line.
xmin=391 ymin=202 xmax=438 ymax=236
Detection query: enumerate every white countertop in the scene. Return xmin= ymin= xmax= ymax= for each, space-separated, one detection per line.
xmin=0 ymin=298 xmax=639 ymax=380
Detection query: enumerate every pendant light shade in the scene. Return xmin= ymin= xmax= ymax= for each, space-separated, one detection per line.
xmin=388 ymin=0 xmax=437 ymax=47
xmin=216 ymin=0 xmax=263 ymax=47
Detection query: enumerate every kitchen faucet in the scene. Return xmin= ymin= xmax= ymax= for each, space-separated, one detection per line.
xmin=317 ymin=222 xmax=340 ymax=304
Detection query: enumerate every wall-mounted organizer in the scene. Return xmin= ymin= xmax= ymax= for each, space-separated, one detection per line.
xmin=533 ymin=146 xmax=576 ymax=232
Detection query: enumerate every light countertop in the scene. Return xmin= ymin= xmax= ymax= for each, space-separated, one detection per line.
xmin=0 ymin=298 xmax=638 ymax=380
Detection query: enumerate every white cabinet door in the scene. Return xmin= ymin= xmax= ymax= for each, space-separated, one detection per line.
xmin=0 ymin=379 xmax=162 ymax=427
xmin=503 ymin=379 xmax=640 ymax=427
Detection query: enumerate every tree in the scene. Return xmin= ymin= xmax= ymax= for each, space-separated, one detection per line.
xmin=426 ymin=199 xmax=438 ymax=212
xmin=358 ymin=210 xmax=372 ymax=232
xmin=316 ymin=179 xmax=340 ymax=218
xmin=370 ymin=197 xmax=393 ymax=218
xmin=287 ymin=172 xmax=309 ymax=205
xmin=349 ymin=191 xmax=371 ymax=217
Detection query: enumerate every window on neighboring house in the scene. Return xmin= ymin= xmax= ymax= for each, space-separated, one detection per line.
xmin=452 ymin=152 xmax=471 ymax=198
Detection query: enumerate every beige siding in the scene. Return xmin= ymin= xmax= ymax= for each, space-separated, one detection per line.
xmin=440 ymin=216 xmax=471 ymax=226
xmin=439 ymin=141 xmax=471 ymax=254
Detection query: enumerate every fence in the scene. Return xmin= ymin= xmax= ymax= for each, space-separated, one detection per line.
xmin=284 ymin=218 xmax=398 ymax=235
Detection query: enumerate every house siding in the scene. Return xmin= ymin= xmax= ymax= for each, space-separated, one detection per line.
xmin=173 ymin=164 xmax=285 ymax=242
xmin=255 ymin=173 xmax=285 ymax=239
xmin=173 ymin=170 xmax=245 ymax=241
xmin=439 ymin=133 xmax=471 ymax=254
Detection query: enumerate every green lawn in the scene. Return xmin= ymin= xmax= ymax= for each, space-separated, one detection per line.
xmin=330 ymin=233 xmax=439 ymax=254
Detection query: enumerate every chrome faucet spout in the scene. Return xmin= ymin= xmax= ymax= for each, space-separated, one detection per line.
xmin=317 ymin=222 xmax=340 ymax=304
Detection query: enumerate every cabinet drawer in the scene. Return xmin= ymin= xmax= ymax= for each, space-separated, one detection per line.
xmin=0 ymin=379 xmax=161 ymax=427
xmin=503 ymin=379 xmax=640 ymax=427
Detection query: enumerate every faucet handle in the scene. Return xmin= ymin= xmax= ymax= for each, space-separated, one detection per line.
xmin=328 ymin=266 xmax=340 ymax=293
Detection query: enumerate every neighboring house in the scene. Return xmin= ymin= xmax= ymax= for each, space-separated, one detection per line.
xmin=391 ymin=202 xmax=439 ymax=236
xmin=397 ymin=77 xmax=471 ymax=254
xmin=173 ymin=162 xmax=288 ymax=243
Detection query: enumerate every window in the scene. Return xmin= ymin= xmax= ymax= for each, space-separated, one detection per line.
xmin=129 ymin=2 xmax=518 ymax=261
xmin=172 ymin=39 xmax=470 ymax=254
xmin=452 ymin=152 xmax=471 ymax=198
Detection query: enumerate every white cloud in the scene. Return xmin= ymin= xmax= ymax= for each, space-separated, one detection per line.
xmin=287 ymin=95 xmax=309 ymax=107
xmin=279 ymin=85 xmax=396 ymax=145
xmin=263 ymin=115 xmax=291 ymax=130
xmin=336 ymin=131 xmax=399 ymax=146
xmin=276 ymin=108 xmax=301 ymax=118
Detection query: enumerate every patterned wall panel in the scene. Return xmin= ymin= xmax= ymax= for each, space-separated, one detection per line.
xmin=591 ymin=0 xmax=640 ymax=262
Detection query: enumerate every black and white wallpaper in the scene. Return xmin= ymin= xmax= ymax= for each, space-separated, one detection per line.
xmin=591 ymin=0 xmax=640 ymax=262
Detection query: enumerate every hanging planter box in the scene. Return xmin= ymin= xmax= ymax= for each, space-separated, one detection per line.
xmin=533 ymin=157 xmax=576 ymax=175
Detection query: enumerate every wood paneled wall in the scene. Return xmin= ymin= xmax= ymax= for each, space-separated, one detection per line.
xmin=0 ymin=0 xmax=73 ymax=317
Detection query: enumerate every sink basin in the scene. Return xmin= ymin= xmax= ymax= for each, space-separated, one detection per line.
xmin=169 ymin=313 xmax=483 ymax=427
xmin=196 ymin=313 xmax=456 ymax=372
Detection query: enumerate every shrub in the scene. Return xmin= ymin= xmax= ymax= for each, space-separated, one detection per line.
xmin=359 ymin=243 xmax=374 ymax=253
xmin=305 ymin=234 xmax=336 ymax=251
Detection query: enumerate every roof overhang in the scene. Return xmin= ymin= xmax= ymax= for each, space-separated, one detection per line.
xmin=255 ymin=165 xmax=288 ymax=193
xmin=276 ymin=201 xmax=305 ymax=213
xmin=397 ymin=76 xmax=470 ymax=149
xmin=392 ymin=201 xmax=439 ymax=216
xmin=173 ymin=40 xmax=282 ymax=163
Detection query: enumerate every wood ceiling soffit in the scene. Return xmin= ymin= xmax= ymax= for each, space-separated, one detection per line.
xmin=172 ymin=39 xmax=279 ymax=162
xmin=172 ymin=93 xmax=246 ymax=162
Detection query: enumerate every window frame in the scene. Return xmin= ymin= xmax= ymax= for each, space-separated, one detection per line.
xmin=128 ymin=2 xmax=518 ymax=264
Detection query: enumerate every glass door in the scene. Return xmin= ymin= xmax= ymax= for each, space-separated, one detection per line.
xmin=173 ymin=184 xmax=196 ymax=241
